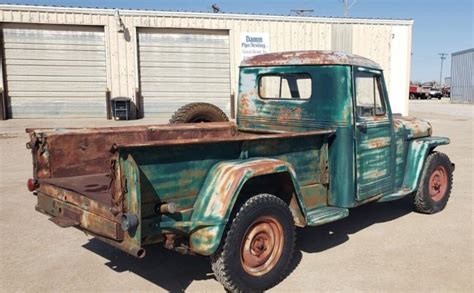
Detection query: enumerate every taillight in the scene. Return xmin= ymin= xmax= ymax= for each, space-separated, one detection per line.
xmin=27 ymin=178 xmax=38 ymax=192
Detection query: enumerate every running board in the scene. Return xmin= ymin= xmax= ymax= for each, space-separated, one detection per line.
xmin=306 ymin=207 xmax=349 ymax=226
xmin=377 ymin=188 xmax=413 ymax=202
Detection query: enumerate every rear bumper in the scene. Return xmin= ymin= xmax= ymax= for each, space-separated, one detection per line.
xmin=36 ymin=192 xmax=146 ymax=258
xmin=36 ymin=192 xmax=124 ymax=240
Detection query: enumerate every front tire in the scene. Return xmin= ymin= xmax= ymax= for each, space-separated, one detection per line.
xmin=211 ymin=194 xmax=296 ymax=292
xmin=414 ymin=152 xmax=453 ymax=214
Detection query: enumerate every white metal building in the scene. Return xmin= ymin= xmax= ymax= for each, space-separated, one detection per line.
xmin=0 ymin=4 xmax=413 ymax=119
xmin=450 ymin=48 xmax=473 ymax=104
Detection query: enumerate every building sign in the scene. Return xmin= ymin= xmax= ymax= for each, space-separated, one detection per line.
xmin=240 ymin=33 xmax=270 ymax=60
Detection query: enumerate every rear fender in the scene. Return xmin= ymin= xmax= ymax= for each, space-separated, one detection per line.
xmin=189 ymin=158 xmax=305 ymax=255
xmin=403 ymin=136 xmax=450 ymax=191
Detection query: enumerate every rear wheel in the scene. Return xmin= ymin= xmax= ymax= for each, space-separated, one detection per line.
xmin=211 ymin=194 xmax=295 ymax=292
xmin=414 ymin=152 xmax=453 ymax=214
xmin=169 ymin=102 xmax=229 ymax=124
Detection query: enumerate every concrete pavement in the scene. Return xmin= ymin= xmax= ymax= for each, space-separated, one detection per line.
xmin=0 ymin=100 xmax=472 ymax=292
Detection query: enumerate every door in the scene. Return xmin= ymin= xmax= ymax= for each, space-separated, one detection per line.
xmin=2 ymin=24 xmax=107 ymax=118
xmin=138 ymin=28 xmax=231 ymax=118
xmin=354 ymin=67 xmax=393 ymax=201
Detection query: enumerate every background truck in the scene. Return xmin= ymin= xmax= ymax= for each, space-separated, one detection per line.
xmin=26 ymin=51 xmax=454 ymax=292
xmin=409 ymin=84 xmax=431 ymax=99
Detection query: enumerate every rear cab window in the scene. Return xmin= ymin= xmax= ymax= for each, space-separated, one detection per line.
xmin=259 ymin=73 xmax=312 ymax=100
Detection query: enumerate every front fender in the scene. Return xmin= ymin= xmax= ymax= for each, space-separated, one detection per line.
xmin=189 ymin=157 xmax=304 ymax=255
xmin=403 ymin=136 xmax=450 ymax=191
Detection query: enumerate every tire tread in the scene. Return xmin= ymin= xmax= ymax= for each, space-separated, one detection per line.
xmin=211 ymin=194 xmax=296 ymax=292
xmin=169 ymin=102 xmax=229 ymax=124
xmin=414 ymin=151 xmax=453 ymax=214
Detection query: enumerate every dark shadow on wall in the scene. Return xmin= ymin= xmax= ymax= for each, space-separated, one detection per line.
xmin=82 ymin=195 xmax=414 ymax=291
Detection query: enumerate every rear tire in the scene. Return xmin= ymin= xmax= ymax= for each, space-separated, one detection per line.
xmin=211 ymin=194 xmax=296 ymax=292
xmin=169 ymin=102 xmax=229 ymax=124
xmin=414 ymin=152 xmax=453 ymax=214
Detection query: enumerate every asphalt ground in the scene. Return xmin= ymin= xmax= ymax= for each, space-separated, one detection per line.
xmin=0 ymin=98 xmax=472 ymax=292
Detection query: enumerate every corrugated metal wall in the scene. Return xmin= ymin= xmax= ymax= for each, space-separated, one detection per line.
xmin=451 ymin=49 xmax=473 ymax=104
xmin=2 ymin=23 xmax=107 ymax=118
xmin=138 ymin=28 xmax=230 ymax=118
xmin=0 ymin=5 xmax=413 ymax=118
xmin=331 ymin=24 xmax=353 ymax=53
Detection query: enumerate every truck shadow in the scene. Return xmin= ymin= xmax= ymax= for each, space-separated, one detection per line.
xmin=82 ymin=195 xmax=414 ymax=292
xmin=83 ymin=238 xmax=303 ymax=292
xmin=83 ymin=239 xmax=213 ymax=292
xmin=297 ymin=195 xmax=415 ymax=253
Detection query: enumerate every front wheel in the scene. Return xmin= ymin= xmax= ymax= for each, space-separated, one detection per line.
xmin=211 ymin=194 xmax=296 ymax=292
xmin=414 ymin=152 xmax=453 ymax=214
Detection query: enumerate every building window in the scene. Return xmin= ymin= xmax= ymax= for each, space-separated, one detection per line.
xmin=259 ymin=73 xmax=312 ymax=100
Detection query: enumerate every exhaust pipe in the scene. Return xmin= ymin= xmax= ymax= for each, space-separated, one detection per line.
xmin=94 ymin=234 xmax=146 ymax=258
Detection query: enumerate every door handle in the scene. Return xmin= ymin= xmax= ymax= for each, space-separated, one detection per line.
xmin=356 ymin=121 xmax=368 ymax=132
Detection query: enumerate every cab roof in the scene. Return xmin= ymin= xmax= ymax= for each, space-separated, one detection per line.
xmin=240 ymin=50 xmax=381 ymax=70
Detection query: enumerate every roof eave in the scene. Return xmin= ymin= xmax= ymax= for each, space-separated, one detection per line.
xmin=0 ymin=4 xmax=414 ymax=26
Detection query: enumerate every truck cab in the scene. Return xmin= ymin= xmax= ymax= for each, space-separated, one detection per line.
xmin=238 ymin=51 xmax=449 ymax=208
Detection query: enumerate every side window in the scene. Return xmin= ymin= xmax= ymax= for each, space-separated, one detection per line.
xmin=355 ymin=71 xmax=386 ymax=118
xmin=259 ymin=73 xmax=312 ymax=100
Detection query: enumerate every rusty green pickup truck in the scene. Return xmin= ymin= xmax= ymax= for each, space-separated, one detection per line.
xmin=26 ymin=51 xmax=454 ymax=292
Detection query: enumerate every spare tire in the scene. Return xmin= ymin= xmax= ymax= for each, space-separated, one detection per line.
xmin=169 ymin=102 xmax=229 ymax=124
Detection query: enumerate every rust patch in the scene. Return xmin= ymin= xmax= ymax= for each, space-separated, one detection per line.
xmin=27 ymin=122 xmax=238 ymax=179
xmin=366 ymin=137 xmax=391 ymax=148
xmin=38 ymin=183 xmax=118 ymax=222
xmin=39 ymin=173 xmax=113 ymax=206
xmin=241 ymin=50 xmax=381 ymax=69
xmin=289 ymin=195 xmax=305 ymax=226
xmin=393 ymin=116 xmax=432 ymax=139
xmin=239 ymin=91 xmax=258 ymax=116
xmin=36 ymin=193 xmax=123 ymax=240
xmin=277 ymin=107 xmax=303 ymax=124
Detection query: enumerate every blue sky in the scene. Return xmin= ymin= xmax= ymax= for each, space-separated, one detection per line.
xmin=1 ymin=0 xmax=472 ymax=82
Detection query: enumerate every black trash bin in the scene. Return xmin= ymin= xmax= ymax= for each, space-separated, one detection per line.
xmin=111 ymin=97 xmax=131 ymax=120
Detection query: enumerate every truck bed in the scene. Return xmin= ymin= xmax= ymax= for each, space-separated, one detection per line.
xmin=28 ymin=122 xmax=334 ymax=256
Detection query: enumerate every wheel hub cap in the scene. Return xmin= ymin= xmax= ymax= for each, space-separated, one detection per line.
xmin=428 ymin=166 xmax=448 ymax=202
xmin=241 ymin=216 xmax=284 ymax=276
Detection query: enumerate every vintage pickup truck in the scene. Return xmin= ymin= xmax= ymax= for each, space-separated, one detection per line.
xmin=26 ymin=51 xmax=454 ymax=292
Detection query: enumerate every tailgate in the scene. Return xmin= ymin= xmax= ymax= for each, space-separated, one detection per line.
xmin=33 ymin=162 xmax=145 ymax=258
xmin=26 ymin=125 xmax=179 ymax=258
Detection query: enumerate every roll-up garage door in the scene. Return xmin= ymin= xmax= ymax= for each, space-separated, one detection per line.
xmin=2 ymin=24 xmax=107 ymax=118
xmin=138 ymin=29 xmax=231 ymax=118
